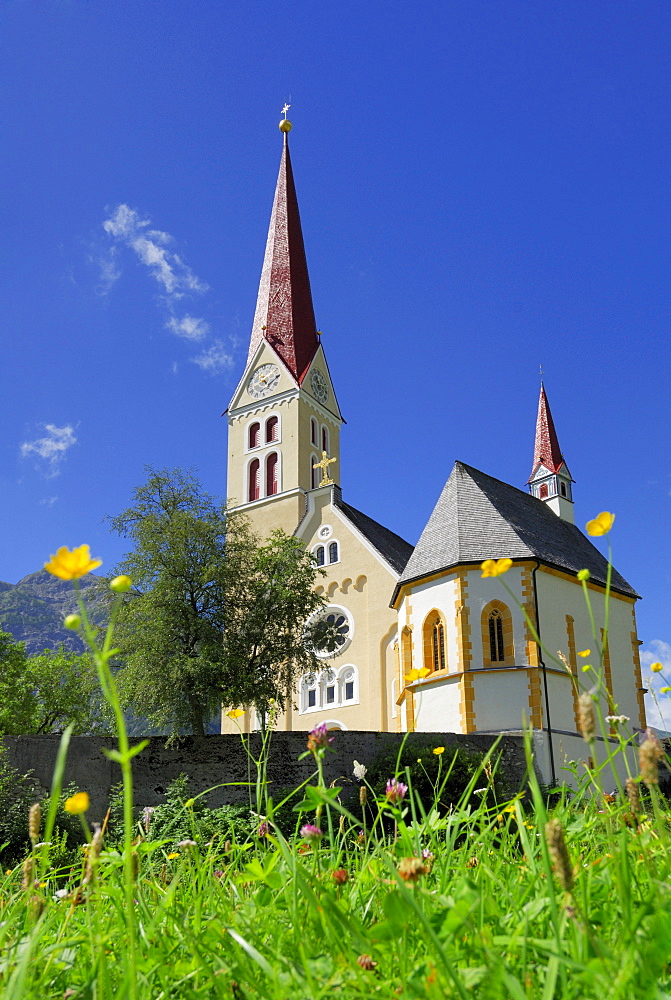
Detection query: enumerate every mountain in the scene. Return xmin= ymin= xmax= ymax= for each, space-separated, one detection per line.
xmin=0 ymin=570 xmax=110 ymax=654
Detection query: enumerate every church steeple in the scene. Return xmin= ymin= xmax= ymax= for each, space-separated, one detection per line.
xmin=527 ymin=383 xmax=575 ymax=522
xmin=226 ymin=115 xmax=342 ymax=537
xmin=246 ymin=119 xmax=320 ymax=384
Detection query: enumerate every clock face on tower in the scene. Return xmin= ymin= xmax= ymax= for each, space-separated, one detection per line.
xmin=310 ymin=368 xmax=328 ymax=404
xmin=247 ymin=364 xmax=280 ymax=399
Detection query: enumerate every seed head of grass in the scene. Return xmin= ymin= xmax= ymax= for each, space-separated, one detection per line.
xmin=545 ymin=818 xmax=574 ymax=892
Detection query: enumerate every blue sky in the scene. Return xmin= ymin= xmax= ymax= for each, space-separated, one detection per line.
xmin=2 ymin=1 xmax=670 ymax=720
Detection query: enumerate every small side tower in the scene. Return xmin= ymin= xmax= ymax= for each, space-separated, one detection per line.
xmin=527 ymin=384 xmax=574 ymax=522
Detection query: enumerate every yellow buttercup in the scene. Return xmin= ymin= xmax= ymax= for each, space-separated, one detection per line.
xmin=45 ymin=545 xmax=102 ymax=581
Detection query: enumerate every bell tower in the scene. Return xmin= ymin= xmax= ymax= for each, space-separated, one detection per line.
xmin=527 ymin=383 xmax=574 ymax=522
xmin=225 ymin=112 xmax=343 ymax=538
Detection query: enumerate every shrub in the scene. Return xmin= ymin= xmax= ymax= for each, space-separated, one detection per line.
xmin=126 ymin=774 xmax=254 ymax=851
xmin=361 ymin=739 xmax=506 ymax=818
xmin=0 ymin=746 xmax=85 ymax=866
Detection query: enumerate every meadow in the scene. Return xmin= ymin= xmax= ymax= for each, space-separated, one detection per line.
xmin=0 ymin=540 xmax=669 ymax=999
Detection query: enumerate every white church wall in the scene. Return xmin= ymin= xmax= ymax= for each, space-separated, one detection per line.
xmin=465 ymin=567 xmax=528 ymax=668
xmin=533 ymin=730 xmax=639 ymax=791
xmin=535 ymin=570 xmax=643 ymax=729
xmin=544 ymin=669 xmax=578 ymax=734
xmin=404 ymin=575 xmax=460 ymax=672
xmin=413 ymin=675 xmax=463 ymax=732
xmin=470 ymin=669 xmax=531 ymax=731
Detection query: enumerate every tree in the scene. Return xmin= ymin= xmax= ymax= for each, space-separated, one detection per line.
xmin=0 ymin=632 xmax=103 ymax=735
xmin=109 ymin=468 xmax=333 ymax=735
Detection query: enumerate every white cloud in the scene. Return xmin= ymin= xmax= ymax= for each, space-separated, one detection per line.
xmin=165 ymin=315 xmax=209 ymax=341
xmin=642 ymin=639 xmax=671 ymax=733
xmin=190 ymin=340 xmax=233 ymax=375
xmin=39 ymin=496 xmax=58 ymax=506
xmin=102 ymin=204 xmax=208 ymax=300
xmin=97 ymin=247 xmax=121 ymax=294
xmin=21 ymin=425 xmax=77 ymax=477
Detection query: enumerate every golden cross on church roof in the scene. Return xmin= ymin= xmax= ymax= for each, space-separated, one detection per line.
xmin=313 ymin=450 xmax=336 ymax=487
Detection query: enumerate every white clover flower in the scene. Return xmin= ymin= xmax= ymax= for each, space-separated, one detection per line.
xmin=353 ymin=760 xmax=367 ymax=781
xmin=606 ymin=715 xmax=630 ymax=725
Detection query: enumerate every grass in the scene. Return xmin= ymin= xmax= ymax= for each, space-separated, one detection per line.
xmin=2 ymin=733 xmax=670 ymax=999
xmin=1 ymin=546 xmax=670 ymax=998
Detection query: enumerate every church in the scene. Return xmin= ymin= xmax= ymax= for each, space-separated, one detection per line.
xmin=222 ymin=115 xmax=646 ymax=783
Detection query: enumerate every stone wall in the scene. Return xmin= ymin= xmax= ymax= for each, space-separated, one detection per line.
xmin=4 ymin=731 xmax=529 ymax=821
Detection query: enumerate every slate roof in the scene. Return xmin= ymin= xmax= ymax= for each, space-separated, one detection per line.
xmin=334 ymin=497 xmax=414 ymax=576
xmin=393 ymin=461 xmax=638 ymax=602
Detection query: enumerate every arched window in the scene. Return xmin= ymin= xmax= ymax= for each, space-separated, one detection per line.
xmin=311 ymin=454 xmax=319 ymax=490
xmin=322 ymin=426 xmax=329 ymax=454
xmin=311 ymin=418 xmax=318 ymax=446
xmin=314 ymin=545 xmax=325 ymax=566
xmin=422 ymin=610 xmax=447 ymax=673
xmin=480 ymin=600 xmax=514 ymax=668
xmin=488 ymin=609 xmax=504 ymax=662
xmin=266 ymin=452 xmax=279 ymax=496
xmin=539 ymin=483 xmax=548 ymax=499
xmin=248 ymin=422 xmax=260 ymax=450
xmin=266 ymin=416 xmax=279 ymax=443
xmin=560 ymin=481 xmax=566 ymax=497
xmin=328 ymin=541 xmax=339 ymax=564
xmin=248 ymin=459 xmax=260 ymax=502
xmin=401 ymin=626 xmax=413 ymax=679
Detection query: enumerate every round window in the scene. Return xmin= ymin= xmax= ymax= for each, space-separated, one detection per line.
xmin=310 ymin=606 xmax=353 ymax=658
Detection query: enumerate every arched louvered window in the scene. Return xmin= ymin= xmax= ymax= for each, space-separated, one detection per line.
xmin=311 ymin=418 xmax=318 ymax=446
xmin=423 ymin=610 xmax=447 ymax=673
xmin=539 ymin=483 xmax=548 ymax=499
xmin=432 ymin=620 xmax=446 ymax=672
xmin=328 ymin=541 xmax=339 ymax=564
xmin=322 ymin=426 xmax=329 ymax=453
xmin=266 ymin=452 xmax=279 ymax=496
xmin=488 ymin=609 xmax=505 ymax=663
xmin=248 ymin=422 xmax=260 ymax=449
xmin=480 ymin=600 xmax=514 ymax=668
xmin=315 ymin=546 xmax=325 ymax=566
xmin=266 ymin=416 xmax=279 ymax=443
xmin=248 ymin=459 xmax=260 ymax=502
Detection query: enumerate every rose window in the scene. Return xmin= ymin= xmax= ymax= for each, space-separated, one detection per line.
xmin=310 ymin=607 xmax=352 ymax=658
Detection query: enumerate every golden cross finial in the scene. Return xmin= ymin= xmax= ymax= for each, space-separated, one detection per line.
xmin=313 ymin=450 xmax=337 ymax=487
xmin=282 ymin=103 xmax=291 ymax=119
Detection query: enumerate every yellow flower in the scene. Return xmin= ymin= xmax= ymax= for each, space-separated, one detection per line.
xmin=64 ymin=614 xmax=81 ymax=630
xmin=481 ymin=558 xmax=513 ymax=578
xmin=5 ymin=869 xmax=12 ymax=876
xmin=650 ymin=662 xmax=664 ymax=673
xmin=167 ymin=852 xmax=180 ymax=860
xmin=433 ymin=747 xmax=445 ymax=755
xmin=227 ymin=708 xmax=244 ymax=718
xmin=660 ymin=686 xmax=671 ymax=694
xmin=45 ymin=545 xmax=102 ymax=581
xmin=585 ymin=512 xmax=615 ymax=537
xmin=578 ymin=649 xmax=591 ymax=658
xmin=405 ymin=667 xmax=430 ymax=682
xmin=64 ymin=792 xmax=90 ymax=815
xmin=577 ymin=569 xmax=590 ymax=581
xmin=110 ymin=575 xmax=132 ymax=593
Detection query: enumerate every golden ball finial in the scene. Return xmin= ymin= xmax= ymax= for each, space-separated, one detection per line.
xmin=279 ymin=118 xmax=292 ymax=133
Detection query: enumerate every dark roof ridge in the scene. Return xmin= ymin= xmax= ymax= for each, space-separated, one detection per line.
xmin=333 ymin=496 xmax=414 ymax=576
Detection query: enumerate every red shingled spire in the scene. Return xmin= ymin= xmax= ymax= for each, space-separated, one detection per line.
xmin=528 ymin=384 xmax=564 ymax=481
xmin=246 ymin=130 xmax=319 ymax=383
